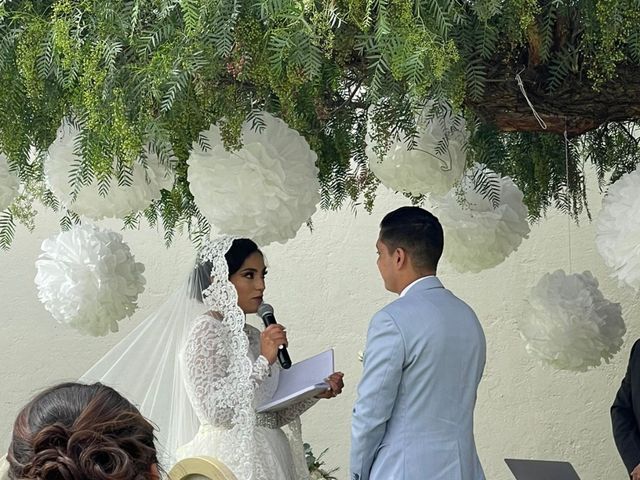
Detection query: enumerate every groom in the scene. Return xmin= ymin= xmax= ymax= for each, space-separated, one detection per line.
xmin=350 ymin=206 xmax=486 ymax=480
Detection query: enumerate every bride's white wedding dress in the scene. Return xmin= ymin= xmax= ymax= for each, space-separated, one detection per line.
xmin=78 ymin=236 xmax=315 ymax=480
xmin=179 ymin=315 xmax=316 ymax=480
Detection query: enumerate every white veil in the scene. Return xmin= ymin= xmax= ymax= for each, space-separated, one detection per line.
xmin=80 ymin=236 xmax=257 ymax=478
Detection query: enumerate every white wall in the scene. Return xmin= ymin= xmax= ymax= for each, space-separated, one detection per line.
xmin=0 ymin=172 xmax=636 ymax=480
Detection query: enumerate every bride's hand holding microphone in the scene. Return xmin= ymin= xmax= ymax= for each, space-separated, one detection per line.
xmin=260 ymin=324 xmax=288 ymax=365
xmin=257 ymin=302 xmax=344 ymax=399
xmin=257 ymin=303 xmax=293 ymax=368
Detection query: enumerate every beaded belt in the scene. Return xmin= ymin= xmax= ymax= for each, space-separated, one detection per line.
xmin=255 ymin=412 xmax=279 ymax=429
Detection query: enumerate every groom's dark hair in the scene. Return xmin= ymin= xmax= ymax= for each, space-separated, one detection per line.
xmin=379 ymin=206 xmax=444 ymax=273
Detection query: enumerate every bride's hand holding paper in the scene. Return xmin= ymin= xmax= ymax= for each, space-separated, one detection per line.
xmin=315 ymin=372 xmax=345 ymax=399
xmin=256 ymin=348 xmax=343 ymax=412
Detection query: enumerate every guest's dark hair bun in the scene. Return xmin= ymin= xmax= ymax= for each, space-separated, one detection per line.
xmin=26 ymin=428 xmax=146 ymax=480
xmin=8 ymin=383 xmax=157 ymax=480
xmin=23 ymin=423 xmax=81 ymax=480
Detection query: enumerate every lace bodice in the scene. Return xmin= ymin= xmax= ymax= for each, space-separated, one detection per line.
xmin=181 ymin=314 xmax=316 ymax=430
xmin=180 ymin=314 xmax=315 ymax=479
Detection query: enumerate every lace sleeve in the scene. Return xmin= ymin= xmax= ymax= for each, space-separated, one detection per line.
xmin=257 ymin=398 xmax=319 ymax=428
xmin=275 ymin=397 xmax=318 ymax=425
xmin=181 ymin=316 xmax=270 ymax=427
xmin=252 ymin=354 xmax=271 ymax=383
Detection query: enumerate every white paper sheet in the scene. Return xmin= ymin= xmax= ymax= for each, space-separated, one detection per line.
xmin=257 ymin=349 xmax=335 ymax=413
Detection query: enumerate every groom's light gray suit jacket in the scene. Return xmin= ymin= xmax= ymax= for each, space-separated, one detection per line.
xmin=351 ymin=276 xmax=486 ymax=480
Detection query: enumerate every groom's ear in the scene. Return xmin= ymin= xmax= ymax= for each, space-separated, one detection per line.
xmin=394 ymin=247 xmax=408 ymax=269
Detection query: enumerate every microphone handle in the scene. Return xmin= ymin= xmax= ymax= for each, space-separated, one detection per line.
xmin=277 ymin=345 xmax=292 ymax=370
xmin=261 ymin=314 xmax=292 ymax=369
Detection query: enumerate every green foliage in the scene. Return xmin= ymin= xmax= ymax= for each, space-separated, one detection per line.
xmin=304 ymin=442 xmax=338 ymax=480
xmin=0 ymin=0 xmax=639 ymax=248
xmin=467 ymin=122 xmax=591 ymax=221
xmin=580 ymin=122 xmax=640 ymax=189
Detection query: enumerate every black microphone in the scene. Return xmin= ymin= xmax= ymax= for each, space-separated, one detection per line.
xmin=257 ymin=303 xmax=292 ymax=369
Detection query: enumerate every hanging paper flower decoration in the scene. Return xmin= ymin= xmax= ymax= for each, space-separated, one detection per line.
xmin=519 ymin=269 xmax=625 ymax=371
xmin=365 ymin=104 xmax=467 ymax=195
xmin=0 ymin=153 xmax=19 ymax=211
xmin=187 ymin=112 xmax=320 ymax=245
xmin=596 ymin=168 xmax=640 ymax=290
xmin=434 ymin=163 xmax=530 ymax=273
xmin=34 ymin=224 xmax=146 ymax=336
xmin=45 ymin=121 xmax=174 ymax=220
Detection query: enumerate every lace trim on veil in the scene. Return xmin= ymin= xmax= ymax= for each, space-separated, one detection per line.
xmin=195 ymin=236 xmax=257 ymax=479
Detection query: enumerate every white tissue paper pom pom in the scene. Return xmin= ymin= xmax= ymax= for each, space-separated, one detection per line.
xmin=188 ymin=112 xmax=320 ymax=245
xmin=366 ymin=104 xmax=467 ymax=195
xmin=0 ymin=153 xmax=19 ymax=211
xmin=34 ymin=224 xmax=146 ymax=336
xmin=434 ymin=163 xmax=530 ymax=273
xmin=45 ymin=122 xmax=174 ymax=220
xmin=519 ymin=269 xmax=626 ymax=371
xmin=596 ymin=168 xmax=640 ymax=290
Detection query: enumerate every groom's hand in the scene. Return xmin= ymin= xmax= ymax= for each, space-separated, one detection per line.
xmin=316 ymin=372 xmax=345 ymax=399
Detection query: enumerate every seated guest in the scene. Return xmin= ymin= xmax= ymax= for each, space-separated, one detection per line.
xmin=2 ymin=382 xmax=159 ymax=480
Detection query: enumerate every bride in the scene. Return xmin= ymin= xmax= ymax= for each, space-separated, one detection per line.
xmin=81 ymin=236 xmax=344 ymax=480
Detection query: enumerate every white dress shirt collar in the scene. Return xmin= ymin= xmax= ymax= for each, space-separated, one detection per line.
xmin=400 ymin=275 xmax=435 ymax=297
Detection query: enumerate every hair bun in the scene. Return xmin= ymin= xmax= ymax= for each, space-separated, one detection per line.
xmin=24 ymin=424 xmax=79 ymax=480
xmin=23 ymin=424 xmax=77 ymax=480
xmin=27 ymin=426 xmax=137 ymax=480
xmin=29 ymin=452 xmax=81 ymax=480
xmin=9 ymin=383 xmax=157 ymax=480
xmin=32 ymin=424 xmax=69 ymax=451
xmin=70 ymin=430 xmax=137 ymax=480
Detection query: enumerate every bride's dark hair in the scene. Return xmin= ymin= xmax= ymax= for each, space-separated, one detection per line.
xmin=7 ymin=382 xmax=158 ymax=480
xmin=192 ymin=238 xmax=260 ymax=302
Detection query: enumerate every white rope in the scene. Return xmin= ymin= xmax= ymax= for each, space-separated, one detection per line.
xmin=564 ymin=125 xmax=573 ymax=273
xmin=515 ymin=69 xmax=548 ymax=130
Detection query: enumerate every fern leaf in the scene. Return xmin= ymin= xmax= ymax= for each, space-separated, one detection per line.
xmin=465 ymin=59 xmax=486 ymax=100
xmin=0 ymin=210 xmax=15 ymax=250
